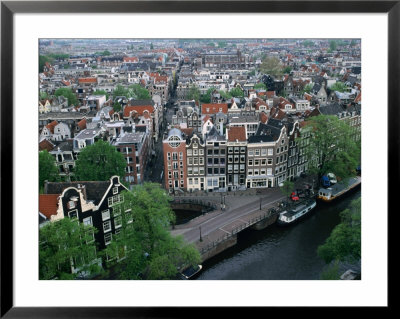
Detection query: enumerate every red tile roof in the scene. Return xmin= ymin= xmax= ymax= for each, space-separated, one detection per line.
xmin=227 ymin=126 xmax=246 ymax=142
xmin=123 ymin=57 xmax=139 ymax=63
xmin=77 ymin=118 xmax=87 ymax=130
xmin=78 ymin=77 xmax=97 ymax=84
xmin=39 ymin=194 xmax=59 ymax=219
xmin=123 ymin=105 xmax=154 ymax=118
xmin=46 ymin=120 xmax=58 ymax=134
xmin=259 ymin=112 xmax=268 ymax=124
xmin=39 ymin=139 xmax=55 ymax=152
xmin=201 ymin=103 xmax=228 ymax=115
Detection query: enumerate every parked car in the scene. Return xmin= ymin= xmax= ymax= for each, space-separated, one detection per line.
xmin=327 ymin=173 xmax=337 ymax=185
xmin=290 ymin=192 xmax=300 ymax=201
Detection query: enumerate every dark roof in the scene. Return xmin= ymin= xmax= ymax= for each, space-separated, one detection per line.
xmin=135 ymin=126 xmax=147 ymax=133
xmin=318 ymin=103 xmax=344 ymax=116
xmin=129 ymin=99 xmax=154 ymax=107
xmin=248 ymin=123 xmax=281 ymax=143
xmin=44 ymin=181 xmax=111 ymax=205
xmin=52 ymin=139 xmax=73 ymax=152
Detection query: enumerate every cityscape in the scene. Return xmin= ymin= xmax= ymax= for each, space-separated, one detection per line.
xmin=39 ymin=38 xmax=361 ymax=280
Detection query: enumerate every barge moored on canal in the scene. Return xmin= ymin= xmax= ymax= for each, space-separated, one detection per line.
xmin=277 ymin=199 xmax=317 ymax=225
xmin=317 ymin=176 xmax=361 ymax=203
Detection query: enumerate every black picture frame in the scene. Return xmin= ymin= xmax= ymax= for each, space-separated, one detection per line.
xmin=1 ymin=0 xmax=394 ymax=317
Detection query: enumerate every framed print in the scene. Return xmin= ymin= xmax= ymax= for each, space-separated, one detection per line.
xmin=1 ymin=0 xmax=395 ymax=317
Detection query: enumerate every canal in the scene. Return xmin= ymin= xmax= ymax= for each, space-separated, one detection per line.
xmin=194 ymin=189 xmax=361 ymax=280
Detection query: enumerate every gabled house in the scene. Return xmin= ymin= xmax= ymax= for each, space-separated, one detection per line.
xmin=43 ymin=176 xmax=130 ymax=252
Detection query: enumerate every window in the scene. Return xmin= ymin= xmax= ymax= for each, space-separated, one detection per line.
xmin=114 ymin=216 xmax=122 ymax=229
xmin=104 ymin=233 xmax=112 ymax=245
xmin=113 ymin=187 xmax=118 ymax=195
xmin=103 ymin=220 xmax=112 ymax=232
xmin=67 ymin=200 xmax=75 ymax=209
xmin=68 ymin=209 xmax=78 ymax=219
xmin=268 ymin=149 xmax=273 ymax=156
xmin=102 ymin=209 xmax=110 ymax=221
xmin=83 ymin=216 xmax=92 ymax=226
xmin=255 ymin=149 xmax=260 ymax=156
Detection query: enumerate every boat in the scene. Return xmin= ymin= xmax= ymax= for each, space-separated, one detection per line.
xmin=177 ymin=264 xmax=203 ymax=280
xmin=317 ymin=176 xmax=361 ymax=202
xmin=277 ymin=199 xmax=317 ymax=225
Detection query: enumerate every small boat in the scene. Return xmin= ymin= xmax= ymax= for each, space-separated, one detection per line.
xmin=277 ymin=199 xmax=317 ymax=225
xmin=178 ymin=264 xmax=203 ymax=280
xmin=317 ymin=176 xmax=361 ymax=202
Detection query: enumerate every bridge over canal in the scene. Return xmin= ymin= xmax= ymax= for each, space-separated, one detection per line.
xmin=170 ymin=187 xmax=287 ymax=262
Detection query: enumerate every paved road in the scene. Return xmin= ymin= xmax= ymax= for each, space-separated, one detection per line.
xmin=171 ymin=187 xmax=286 ymax=243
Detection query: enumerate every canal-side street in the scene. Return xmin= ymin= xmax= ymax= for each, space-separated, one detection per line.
xmin=195 ymin=188 xmax=361 ymax=280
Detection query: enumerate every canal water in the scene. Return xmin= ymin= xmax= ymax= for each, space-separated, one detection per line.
xmin=195 ymin=189 xmax=361 ymax=280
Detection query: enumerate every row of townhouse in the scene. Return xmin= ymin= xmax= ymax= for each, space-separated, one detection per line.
xmin=162 ymin=116 xmax=308 ymax=194
xmin=162 ymin=98 xmax=361 ymax=194
xmin=39 ymin=104 xmax=153 ymax=187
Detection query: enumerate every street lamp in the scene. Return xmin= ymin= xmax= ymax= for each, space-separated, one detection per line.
xmin=260 ymin=197 xmax=262 ymax=210
xmin=199 ymin=226 xmax=203 ymax=242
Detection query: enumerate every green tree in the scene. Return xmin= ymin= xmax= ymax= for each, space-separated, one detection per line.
xmin=112 ymin=84 xmax=129 ymax=99
xmin=318 ymin=198 xmax=361 ymax=264
xmin=186 ymin=85 xmax=201 ymax=102
xmin=229 ymin=87 xmax=244 ymax=98
xmin=39 ymin=150 xmax=60 ymax=191
xmin=329 ymin=40 xmax=337 ymax=52
xmin=127 ymin=84 xmax=151 ymax=100
xmin=219 ymin=90 xmax=232 ymax=100
xmin=259 ymin=56 xmax=283 ymax=78
xmin=39 ymin=218 xmax=101 ymax=280
xmin=39 ymin=55 xmax=54 ymax=72
xmin=329 ymin=81 xmax=347 ymax=93
xmin=74 ymin=140 xmax=126 ymax=181
xmin=113 ymin=101 xmax=122 ymax=112
xmin=302 ymin=83 xmax=314 ymax=95
xmin=103 ymin=184 xmax=201 ymax=279
xmin=39 ymin=91 xmax=49 ymax=100
xmin=299 ymin=115 xmax=361 ymax=186
xmin=279 ymin=180 xmax=295 ymax=205
xmin=200 ymin=87 xmax=215 ymax=104
xmin=54 ymin=88 xmax=78 ymax=106
xmin=303 ymin=40 xmax=314 ymax=48
xmin=254 ymin=83 xmax=267 ymax=90
xmin=283 ymin=66 xmax=292 ymax=74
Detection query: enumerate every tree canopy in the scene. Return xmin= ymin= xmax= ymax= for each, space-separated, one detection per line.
xmin=329 ymin=81 xmax=347 ymax=93
xmin=74 ymin=140 xmax=126 ymax=182
xmin=186 ymin=85 xmax=201 ymax=102
xmin=229 ymin=87 xmax=244 ymax=98
xmin=54 ymin=88 xmax=78 ymax=106
xmin=112 ymin=84 xmax=151 ymax=100
xmin=39 ymin=150 xmax=60 ymax=191
xmin=299 ymin=114 xmax=361 ymax=185
xmin=318 ymin=197 xmax=361 ymax=264
xmin=254 ymin=83 xmax=267 ymax=91
xmin=103 ymin=183 xmax=201 ymax=279
xmin=39 ymin=217 xmax=101 ymax=279
xmin=259 ymin=56 xmax=284 ymax=78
